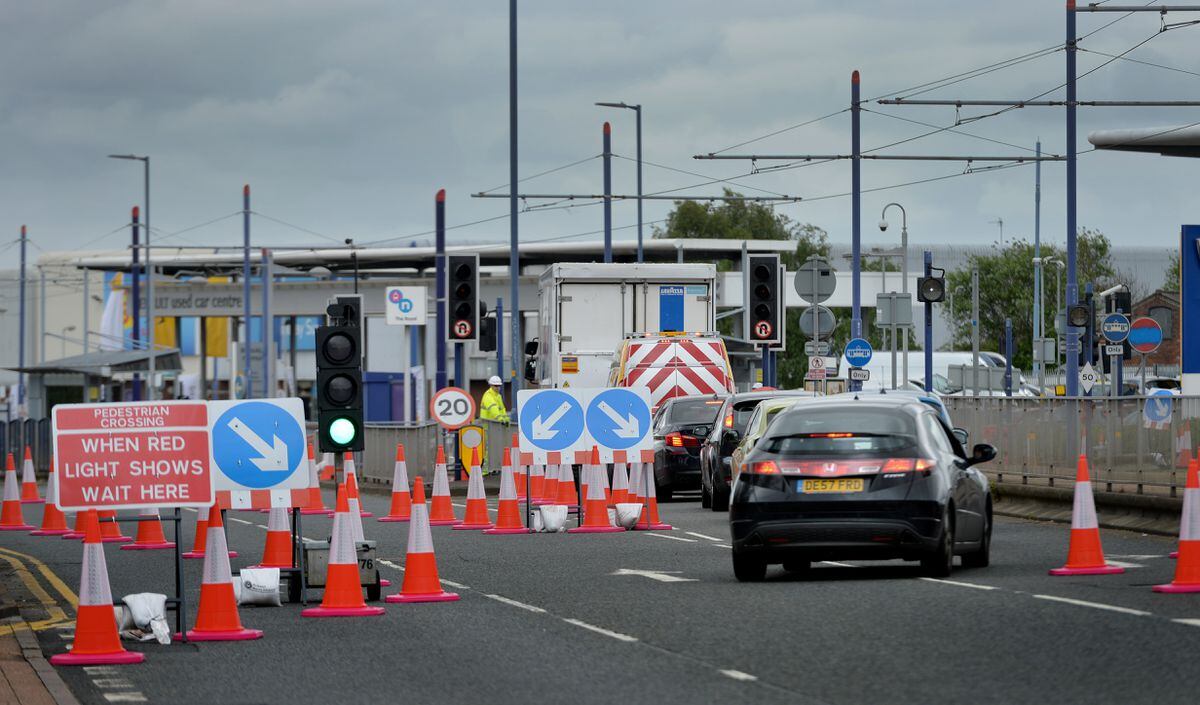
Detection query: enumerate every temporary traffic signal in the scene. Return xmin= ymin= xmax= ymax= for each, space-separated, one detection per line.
xmin=746 ymin=254 xmax=781 ymax=344
xmin=917 ymin=275 xmax=945 ymax=303
xmin=479 ymin=315 xmax=497 ymax=352
xmin=447 ymin=254 xmax=479 ymax=342
xmin=316 ymin=295 xmax=363 ymax=453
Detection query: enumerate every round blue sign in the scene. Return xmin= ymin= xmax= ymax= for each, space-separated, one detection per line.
xmin=1101 ymin=313 xmax=1130 ymax=343
xmin=844 ymin=338 xmax=873 ymax=367
xmin=519 ymin=390 xmax=584 ymax=452
xmin=211 ymin=401 xmax=306 ymax=489
xmin=586 ymin=389 xmax=651 ymax=450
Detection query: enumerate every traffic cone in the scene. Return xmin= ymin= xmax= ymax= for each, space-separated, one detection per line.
xmin=184 ymin=505 xmax=263 ymax=640
xmin=345 ymin=474 xmax=367 ymax=544
xmin=302 ymin=484 xmax=385 ymax=618
xmin=570 ymin=450 xmax=622 ymax=534
xmin=1050 ymin=454 xmax=1123 ymax=576
xmin=49 ymin=510 xmax=144 ymax=665
xmin=183 ymin=513 xmax=238 ymax=560
xmin=318 ymin=451 xmax=336 ymax=481
xmin=20 ymin=447 xmax=42 ymax=503
xmin=510 ymin=440 xmax=526 ymax=502
xmin=539 ymin=464 xmax=557 ymax=506
xmin=378 ymin=443 xmax=412 ymax=522
xmin=635 ymin=460 xmax=673 ymax=531
xmin=32 ymin=464 xmax=69 ymax=536
xmin=428 ymin=446 xmax=459 ymax=526
xmin=62 ymin=511 xmax=84 ymax=540
xmin=529 ymin=461 xmax=546 ymax=505
xmin=485 ymin=452 xmax=530 ymax=535
xmin=385 ymin=478 xmax=460 ymax=603
xmin=628 ymin=462 xmax=643 ymax=505
xmin=302 ymin=441 xmax=330 ymax=515
xmin=120 ymin=509 xmax=174 ymax=550
xmin=0 ymin=453 xmax=34 ymax=531
xmin=454 ymin=449 xmax=493 ymax=531
xmin=342 ymin=452 xmax=372 ymax=518
xmin=554 ymin=462 xmax=579 ymax=509
xmin=252 ymin=507 xmax=293 ymax=568
xmin=97 ymin=510 xmax=132 ymax=544
xmin=1177 ymin=428 xmax=1193 ymax=469
xmin=1154 ymin=457 xmax=1200 ymax=592
xmin=610 ymin=462 xmax=630 ymax=506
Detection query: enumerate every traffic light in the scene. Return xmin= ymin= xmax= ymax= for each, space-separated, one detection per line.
xmin=746 ymin=254 xmax=781 ymax=344
xmin=1107 ymin=290 xmax=1132 ymax=315
xmin=479 ymin=315 xmax=497 ymax=352
xmin=316 ymin=295 xmax=363 ymax=453
xmin=446 ymin=254 xmax=479 ymax=342
xmin=917 ymin=274 xmax=946 ymax=303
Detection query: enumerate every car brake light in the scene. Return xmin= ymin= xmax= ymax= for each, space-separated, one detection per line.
xmin=748 ymin=461 xmax=780 ymax=475
xmin=665 ymin=432 xmax=700 ymax=448
xmin=723 ymin=412 xmax=734 ymax=428
xmin=880 ymin=458 xmax=936 ymax=474
xmin=808 ymin=432 xmax=854 ymax=438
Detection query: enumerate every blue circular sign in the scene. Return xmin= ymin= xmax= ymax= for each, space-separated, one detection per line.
xmin=1101 ymin=313 xmax=1130 ymax=343
xmin=586 ymin=389 xmax=651 ymax=450
xmin=1144 ymin=389 xmax=1173 ymax=424
xmin=519 ymin=390 xmax=584 ymax=452
xmin=844 ymin=338 xmax=873 ymax=367
xmin=211 ymin=401 xmax=306 ymax=489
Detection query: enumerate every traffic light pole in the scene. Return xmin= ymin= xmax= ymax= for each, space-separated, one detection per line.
xmin=923 ymin=251 xmax=933 ymax=394
xmin=435 ymin=190 xmax=447 ymax=391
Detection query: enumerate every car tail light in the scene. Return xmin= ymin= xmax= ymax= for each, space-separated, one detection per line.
xmin=723 ymin=412 xmax=734 ymax=428
xmin=747 ymin=461 xmax=780 ymax=475
xmin=665 ymin=432 xmax=700 ymax=448
xmin=880 ymin=458 xmax=937 ymax=475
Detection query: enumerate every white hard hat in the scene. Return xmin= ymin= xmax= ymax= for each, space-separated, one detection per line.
xmin=488 ymin=375 xmax=502 ymax=386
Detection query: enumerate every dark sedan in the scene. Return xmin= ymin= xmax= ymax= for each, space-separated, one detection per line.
xmin=729 ymin=395 xmax=995 ymax=582
xmin=699 ymin=391 xmax=817 ymax=511
xmin=651 ymin=395 xmax=726 ymax=502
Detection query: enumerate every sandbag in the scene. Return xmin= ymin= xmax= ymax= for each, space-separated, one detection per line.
xmin=122 ymin=592 xmax=170 ymax=644
xmin=236 ymin=568 xmax=282 ymax=607
xmin=539 ymin=505 xmax=568 ymax=533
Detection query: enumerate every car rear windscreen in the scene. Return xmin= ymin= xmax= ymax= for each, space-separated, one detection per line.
xmin=667 ymin=399 xmax=723 ymax=425
xmin=758 ymin=408 xmax=917 ymax=456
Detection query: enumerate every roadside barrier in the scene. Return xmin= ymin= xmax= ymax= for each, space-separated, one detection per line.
xmin=378 ymin=443 xmax=412 ymax=522
xmin=1154 ymin=456 xmax=1200 ymax=593
xmin=252 ymin=507 xmax=293 ymax=569
xmin=386 ymin=477 xmax=459 ymax=603
xmin=455 ymin=450 xmax=493 ymax=531
xmin=20 ymin=447 xmax=42 ymax=503
xmin=429 ymin=446 xmax=459 ymax=526
xmin=0 ymin=453 xmax=33 ymax=531
xmin=185 ymin=504 xmax=263 ymax=641
xmin=1050 ymin=455 xmax=1124 ymax=576
xmin=32 ymin=464 xmax=69 ymax=536
xmin=120 ymin=509 xmax=174 ymax=551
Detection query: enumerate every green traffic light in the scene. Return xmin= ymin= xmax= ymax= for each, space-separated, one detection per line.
xmin=329 ymin=417 xmax=357 ymax=446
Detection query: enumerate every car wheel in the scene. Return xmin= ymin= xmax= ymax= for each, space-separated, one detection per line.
xmin=711 ymin=486 xmax=729 ymax=512
xmin=732 ymin=552 xmax=766 ymax=582
xmin=921 ymin=508 xmax=954 ymax=578
xmin=961 ymin=503 xmax=992 ymax=569
xmin=700 ymin=479 xmax=712 ymax=508
xmin=782 ymin=559 xmax=811 ymax=574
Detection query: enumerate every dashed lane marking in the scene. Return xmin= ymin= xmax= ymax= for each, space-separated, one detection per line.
xmin=1033 ymin=594 xmax=1152 ymax=617
xmin=377 ymin=559 xmax=404 ymax=571
xmin=563 ymin=618 xmax=638 ymax=643
xmin=103 ymin=693 xmax=148 ymax=703
xmin=919 ymin=578 xmax=999 ymax=590
xmin=484 ymin=594 xmax=547 ymax=613
xmin=715 ymin=543 xmax=732 ymax=549
xmin=644 ymin=532 xmax=697 ymax=543
xmin=229 ymin=517 xmax=254 ymax=526
xmin=719 ymin=669 xmax=759 ymax=682
xmin=1171 ymin=618 xmax=1200 ymax=627
xmin=440 ymin=579 xmax=470 ymax=589
xmin=1104 ymin=560 xmax=1146 ymax=569
xmin=685 ymin=531 xmax=722 ymax=542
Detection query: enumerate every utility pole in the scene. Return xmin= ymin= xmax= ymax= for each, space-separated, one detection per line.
xmin=595 ymin=102 xmax=643 ymax=262
xmin=131 ymin=206 xmax=142 ymax=401
xmin=603 ymin=121 xmax=612 ymax=263
xmin=971 ymin=268 xmax=980 ymax=395
xmin=242 ymin=185 xmax=252 ymax=399
xmin=923 ymin=251 xmax=933 ymax=394
xmin=18 ymin=226 xmax=26 ymax=413
xmin=1034 ymin=140 xmax=1044 ymax=393
xmin=436 ymin=190 xmax=447 ymax=391
xmin=508 ymin=0 xmax=521 ymax=415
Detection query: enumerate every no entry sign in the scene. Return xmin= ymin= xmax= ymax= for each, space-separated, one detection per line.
xmin=52 ymin=401 xmax=214 ymax=511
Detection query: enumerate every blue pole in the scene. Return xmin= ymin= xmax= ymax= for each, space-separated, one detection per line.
xmin=496 ymin=298 xmax=505 ymax=385
xmin=454 ymin=343 xmax=464 ymax=389
xmin=635 ymin=106 xmax=643 ymax=264
xmin=242 ymin=184 xmax=252 ymax=399
xmin=603 ymin=121 xmax=612 ymax=263
xmin=924 ymin=250 xmax=933 ymax=393
xmin=761 ymin=346 xmax=769 ymax=388
xmin=1034 ymin=140 xmax=1042 ymax=389
xmin=131 ymin=206 xmax=142 ymax=401
xmin=261 ymin=248 xmax=270 ymax=397
xmin=508 ymin=0 xmax=522 ymax=415
xmin=1005 ymin=318 xmax=1013 ymax=397
xmin=1065 ymin=2 xmax=1080 ymax=396
xmin=850 ymin=70 xmax=862 ymax=391
xmin=409 ymin=323 xmax=420 ymax=423
xmin=18 ymin=226 xmax=26 ymax=408
xmin=436 ymin=190 xmax=447 ymax=391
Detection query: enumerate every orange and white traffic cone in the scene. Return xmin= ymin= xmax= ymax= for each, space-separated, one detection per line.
xmin=1050 ymin=454 xmax=1123 ymax=576
xmin=97 ymin=510 xmax=132 ymax=544
xmin=635 ymin=460 xmax=673 ymax=531
xmin=1154 ymin=457 xmax=1200 ymax=593
xmin=386 ymin=477 xmax=460 ymax=603
xmin=538 ymin=464 xmax=557 ymax=507
xmin=184 ymin=505 xmax=263 ymax=640
xmin=485 ymin=451 xmax=530 ymax=535
xmin=301 ymin=441 xmax=330 ymax=515
xmin=554 ymin=462 xmax=579 ymax=510
xmin=455 ymin=450 xmax=493 ymax=531
xmin=0 ymin=453 xmax=34 ymax=531
xmin=570 ymin=450 xmax=622 ymax=534
xmin=20 ymin=447 xmax=42 ymax=504
xmin=318 ymin=451 xmax=336 ymax=481
xmin=610 ymin=462 xmax=630 ymax=506
xmin=120 ymin=509 xmax=174 ymax=550
xmin=345 ymin=474 xmax=367 ymax=544
xmin=529 ymin=461 xmax=546 ymax=505
xmin=32 ymin=464 xmax=69 ymax=536
xmin=628 ymin=462 xmax=643 ymax=505
xmin=1177 ymin=429 xmax=1193 ymax=469
xmin=183 ymin=513 xmax=238 ymax=560
xmin=62 ymin=511 xmax=84 ymax=540
xmin=428 ymin=446 xmax=459 ymax=526
xmin=342 ymin=452 xmax=373 ymax=517
xmin=302 ymin=485 xmax=386 ymax=618
xmin=49 ymin=510 xmax=144 ymax=665
xmin=511 ymin=444 xmax=527 ymax=502
xmin=378 ymin=443 xmax=412 ymax=523
xmin=251 ymin=507 xmax=293 ymax=568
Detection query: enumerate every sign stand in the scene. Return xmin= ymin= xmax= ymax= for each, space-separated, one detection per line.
xmin=100 ymin=512 xmax=188 ymax=642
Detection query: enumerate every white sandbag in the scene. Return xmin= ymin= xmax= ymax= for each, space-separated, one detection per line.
xmin=122 ymin=592 xmax=170 ymax=645
xmin=113 ymin=605 xmax=135 ymax=631
xmin=236 ymin=568 xmax=282 ymax=607
xmin=614 ymin=503 xmax=642 ymax=529
xmin=539 ymin=505 xmax=568 ymax=533
xmin=532 ymin=508 xmax=545 ymax=532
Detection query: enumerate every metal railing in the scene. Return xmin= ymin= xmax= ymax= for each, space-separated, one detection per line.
xmin=944 ymin=395 xmax=1198 ymax=496
xmin=360 ymin=419 xmax=514 ymax=486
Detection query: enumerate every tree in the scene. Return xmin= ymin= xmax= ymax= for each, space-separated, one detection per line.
xmin=1165 ymin=250 xmax=1180 ymax=292
xmin=944 ymin=229 xmax=1116 ymax=370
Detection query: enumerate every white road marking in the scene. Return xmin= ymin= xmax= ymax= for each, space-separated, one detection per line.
xmin=644 ymin=532 xmax=697 ymax=543
xmin=821 ymin=561 xmax=857 ymax=568
xmin=441 ymin=579 xmax=470 ymax=589
xmin=377 ymin=559 xmax=404 ymax=572
xmin=685 ymin=531 xmax=722 ymax=542
xmin=93 ymin=679 xmax=134 ymax=688
xmin=254 ymin=524 xmax=270 ymax=530
xmin=103 ymin=694 xmax=147 ymax=703
xmin=82 ymin=666 xmax=115 ymax=675
xmin=611 ymin=568 xmax=698 ymax=583
xmin=920 ymin=578 xmax=999 ymax=591
xmin=563 ymin=618 xmax=638 ymax=643
xmin=1033 ymin=594 xmax=1151 ymax=617
xmin=1171 ymin=618 xmax=1200 ymax=627
xmin=484 ymin=594 xmax=547 ymax=613
xmin=719 ymin=669 xmax=759 ymax=682
xmin=229 ymin=518 xmax=254 ymax=526
xmin=451 ymin=502 xmax=467 ymax=509
xmin=1104 ymin=560 xmax=1146 ymax=569
xmin=715 ymin=543 xmax=732 ymax=549
xmin=1109 ymin=554 xmax=1166 ymax=560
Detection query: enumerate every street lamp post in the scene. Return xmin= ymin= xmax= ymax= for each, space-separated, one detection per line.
xmin=1046 ymin=256 xmax=1066 ymax=375
xmin=880 ymin=203 xmax=909 ymax=387
xmin=60 ymin=326 xmax=76 ymax=358
xmin=109 ymin=154 xmax=154 ymax=399
xmin=595 ymin=101 xmax=643 ymax=263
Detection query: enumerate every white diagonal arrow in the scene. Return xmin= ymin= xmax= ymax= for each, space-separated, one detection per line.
xmin=1154 ymin=399 xmax=1169 ymax=417
xmin=611 ymin=568 xmax=697 ymax=583
xmin=228 ymin=417 xmax=290 ymax=472
xmin=597 ymin=401 xmax=640 ymax=439
xmin=532 ymin=402 xmax=572 ymax=440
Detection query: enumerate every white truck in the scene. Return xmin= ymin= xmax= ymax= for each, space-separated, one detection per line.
xmin=527 ymin=263 xmax=718 ymax=389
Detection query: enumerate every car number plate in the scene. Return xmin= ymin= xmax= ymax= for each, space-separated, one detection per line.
xmin=800 ymin=478 xmax=865 ymax=493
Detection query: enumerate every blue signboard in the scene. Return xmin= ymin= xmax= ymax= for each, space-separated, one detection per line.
xmin=518 ymin=390 xmax=585 ymax=452
xmin=1101 ymin=313 xmax=1130 ymax=343
xmin=1182 ymin=225 xmax=1200 ymax=391
xmin=844 ymin=338 xmax=873 ymax=367
xmin=210 ymin=400 xmax=306 ymax=489
xmin=659 ymin=285 xmax=685 ymax=332
xmin=586 ymin=389 xmax=652 ymax=451
xmin=1144 ymin=389 xmax=1173 ymax=427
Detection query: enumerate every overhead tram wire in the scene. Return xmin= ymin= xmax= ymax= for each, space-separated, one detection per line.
xmin=477 ymin=153 xmax=602 ymax=194
xmin=611 ymin=154 xmax=792 ymax=198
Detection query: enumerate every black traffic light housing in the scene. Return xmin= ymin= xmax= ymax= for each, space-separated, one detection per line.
xmin=917 ymin=275 xmax=946 ymax=303
xmin=479 ymin=315 xmax=497 ymax=352
xmin=316 ymin=295 xmax=364 ymax=453
xmin=746 ymin=254 xmax=781 ymax=344
xmin=447 ymin=254 xmax=479 ymax=342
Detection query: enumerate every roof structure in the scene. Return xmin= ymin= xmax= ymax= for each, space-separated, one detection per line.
xmin=4 ymin=348 xmax=182 ymax=376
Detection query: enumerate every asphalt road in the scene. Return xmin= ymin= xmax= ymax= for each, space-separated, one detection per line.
xmin=4 ymin=487 xmax=1199 ymax=705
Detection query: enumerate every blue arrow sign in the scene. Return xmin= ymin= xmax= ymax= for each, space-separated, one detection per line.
xmin=1101 ymin=313 xmax=1130 ymax=343
xmin=1144 ymin=388 xmax=1173 ymax=425
xmin=586 ymin=389 xmax=651 ymax=450
xmin=211 ymin=401 xmax=306 ymax=489
xmin=519 ymin=390 xmax=584 ymax=452
xmin=844 ymin=337 xmax=873 ymax=367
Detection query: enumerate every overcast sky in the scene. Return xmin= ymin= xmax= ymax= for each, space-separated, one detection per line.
xmin=1 ymin=0 xmax=1196 ymax=258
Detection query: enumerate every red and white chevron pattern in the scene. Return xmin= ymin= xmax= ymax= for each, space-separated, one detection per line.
xmin=622 ymin=337 xmax=733 ymax=409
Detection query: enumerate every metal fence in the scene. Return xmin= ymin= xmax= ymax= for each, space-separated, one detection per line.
xmin=2 ymin=418 xmax=51 ymax=472
xmin=943 ymin=395 xmax=1200 ymax=496
xmin=360 ymin=419 xmax=514 ymax=487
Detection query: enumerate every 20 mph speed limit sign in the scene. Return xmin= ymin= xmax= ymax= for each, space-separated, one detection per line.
xmin=431 ymin=387 xmax=476 ymax=430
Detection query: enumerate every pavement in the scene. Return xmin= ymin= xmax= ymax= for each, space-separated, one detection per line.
xmin=2 ymin=484 xmax=1200 ymax=705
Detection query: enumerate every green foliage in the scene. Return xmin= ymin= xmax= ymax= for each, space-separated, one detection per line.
xmin=1165 ymin=250 xmax=1180 ymax=292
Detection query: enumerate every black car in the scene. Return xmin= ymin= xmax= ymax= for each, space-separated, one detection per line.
xmin=729 ymin=395 xmax=995 ymax=581
xmin=651 ymin=395 xmax=726 ymax=501
xmin=699 ymin=391 xmax=817 ymax=512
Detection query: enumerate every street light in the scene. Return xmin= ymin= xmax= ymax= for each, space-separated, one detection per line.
xmin=1045 ymin=256 xmax=1066 ymax=372
xmin=60 ymin=325 xmax=76 ymax=358
xmin=595 ymin=101 xmax=643 ymax=263
xmin=109 ymin=153 xmax=154 ymax=399
xmin=880 ymin=203 xmax=909 ymax=387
